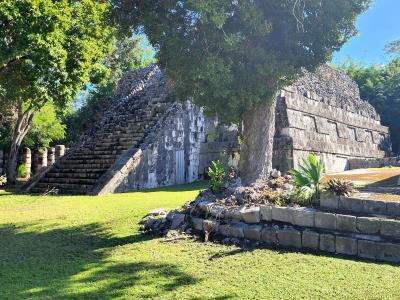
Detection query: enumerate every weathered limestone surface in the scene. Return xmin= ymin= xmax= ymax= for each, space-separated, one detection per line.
xmin=158 ymin=198 xmax=400 ymax=263
xmin=22 ymin=148 xmax=32 ymax=178
xmin=27 ymin=64 xmax=392 ymax=194
xmin=28 ymin=66 xmax=209 ymax=194
xmin=273 ymin=65 xmax=391 ymax=173
xmin=34 ymin=149 xmax=47 ymax=174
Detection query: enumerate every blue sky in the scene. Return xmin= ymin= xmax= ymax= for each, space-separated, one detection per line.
xmin=332 ymin=0 xmax=400 ymax=66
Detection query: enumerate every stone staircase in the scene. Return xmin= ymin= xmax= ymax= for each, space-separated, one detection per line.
xmin=29 ymin=65 xmax=173 ymax=195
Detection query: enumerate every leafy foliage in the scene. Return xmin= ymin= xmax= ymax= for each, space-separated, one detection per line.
xmin=17 ymin=164 xmax=27 ymax=178
xmin=385 ymin=39 xmax=400 ymax=57
xmin=288 ymin=153 xmax=325 ymax=202
xmin=341 ymin=57 xmax=400 ymax=153
xmin=327 ymin=178 xmax=355 ymax=197
xmin=113 ymin=0 xmax=370 ymax=123
xmin=259 ymin=187 xmax=284 ymax=206
xmin=23 ymin=102 xmax=66 ymax=149
xmin=0 ymin=0 xmax=114 ymax=182
xmin=0 ymin=0 xmax=114 ymax=111
xmin=208 ymin=160 xmax=225 ymax=194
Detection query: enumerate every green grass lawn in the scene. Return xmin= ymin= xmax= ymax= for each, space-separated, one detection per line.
xmin=1 ymin=182 xmax=400 ymax=300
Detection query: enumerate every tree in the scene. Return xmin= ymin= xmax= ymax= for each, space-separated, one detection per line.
xmin=113 ymin=0 xmax=370 ymax=183
xmin=23 ymin=102 xmax=66 ymax=149
xmin=385 ymin=39 xmax=400 ymax=57
xmin=341 ymin=58 xmax=400 ymax=154
xmin=0 ymin=0 xmax=114 ymax=183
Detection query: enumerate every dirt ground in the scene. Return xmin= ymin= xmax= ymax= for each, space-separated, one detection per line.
xmin=325 ymin=167 xmax=400 ymax=201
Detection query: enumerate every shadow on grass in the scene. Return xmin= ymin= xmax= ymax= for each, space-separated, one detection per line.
xmin=0 ymin=222 xmax=199 ymax=299
xmin=207 ymin=239 xmax=398 ymax=267
xmin=138 ymin=181 xmax=208 ymax=194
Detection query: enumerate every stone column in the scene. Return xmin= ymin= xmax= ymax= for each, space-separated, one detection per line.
xmin=55 ymin=145 xmax=66 ymax=160
xmin=47 ymin=147 xmax=55 ymax=166
xmin=22 ymin=148 xmax=32 ymax=178
xmin=34 ymin=148 xmax=48 ymax=174
xmin=0 ymin=150 xmax=4 ymax=175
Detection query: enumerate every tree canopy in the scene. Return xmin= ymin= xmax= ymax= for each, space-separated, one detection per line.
xmin=24 ymin=102 xmax=66 ymax=149
xmin=0 ymin=0 xmax=115 ymax=182
xmin=113 ymin=0 xmax=371 ymax=123
xmin=342 ymin=58 xmax=400 ymax=154
xmin=0 ymin=0 xmax=114 ymax=111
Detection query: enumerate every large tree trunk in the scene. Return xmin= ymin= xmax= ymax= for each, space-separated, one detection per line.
xmin=6 ymin=101 xmax=35 ymax=185
xmin=239 ymin=99 xmax=277 ymax=185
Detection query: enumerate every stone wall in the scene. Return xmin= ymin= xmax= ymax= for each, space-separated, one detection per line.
xmin=199 ymin=118 xmax=239 ymax=178
xmin=184 ymin=197 xmax=400 ymax=263
xmin=347 ymin=156 xmax=400 ymax=170
xmin=273 ymin=66 xmax=391 ymax=173
xmin=113 ymin=102 xmax=205 ymax=192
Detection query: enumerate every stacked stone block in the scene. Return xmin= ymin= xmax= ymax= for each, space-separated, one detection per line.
xmin=22 ymin=148 xmax=32 ymax=178
xmin=273 ymin=65 xmax=391 ymax=173
xmin=47 ymin=147 xmax=55 ymax=166
xmin=28 ymin=65 xmax=204 ymax=194
xmin=34 ymin=149 xmax=47 ymax=174
xmin=189 ymin=199 xmax=400 ymax=263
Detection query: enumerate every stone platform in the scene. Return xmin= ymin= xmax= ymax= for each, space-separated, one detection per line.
xmin=185 ymin=198 xmax=400 ymax=263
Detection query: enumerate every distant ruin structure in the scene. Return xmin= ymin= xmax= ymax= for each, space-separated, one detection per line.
xmin=272 ymin=65 xmax=391 ymax=173
xmin=26 ymin=65 xmax=391 ymax=194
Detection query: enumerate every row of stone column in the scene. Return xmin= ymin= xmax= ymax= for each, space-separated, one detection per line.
xmin=23 ymin=145 xmax=66 ymax=177
xmin=0 ymin=145 xmax=66 ymax=178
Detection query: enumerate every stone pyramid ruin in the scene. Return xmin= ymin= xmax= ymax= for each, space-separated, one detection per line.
xmin=27 ymin=65 xmax=207 ymax=194
xmin=26 ymin=64 xmax=392 ymax=195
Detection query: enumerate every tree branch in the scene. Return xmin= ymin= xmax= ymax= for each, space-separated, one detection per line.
xmin=0 ymin=55 xmax=30 ymax=75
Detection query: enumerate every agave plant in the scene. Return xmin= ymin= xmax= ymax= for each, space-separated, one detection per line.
xmin=288 ymin=153 xmax=325 ymax=202
xmin=327 ymin=178 xmax=355 ymax=197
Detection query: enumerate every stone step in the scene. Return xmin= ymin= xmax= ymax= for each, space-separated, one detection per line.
xmin=29 ymin=66 xmax=169 ymax=195
xmin=68 ymin=154 xmax=118 ymax=160
xmin=97 ymin=134 xmax=144 ymax=143
xmin=30 ymin=187 xmax=88 ymax=195
xmin=46 ymin=168 xmax=108 ymax=174
xmin=198 ymin=204 xmax=400 ymax=242
xmin=45 ymin=172 xmax=103 ymax=179
xmin=40 ymin=177 xmax=98 ymax=185
xmin=63 ymin=158 xmax=116 ymax=165
xmin=93 ymin=141 xmax=138 ymax=151
xmin=58 ymin=163 xmax=112 ymax=169
xmin=34 ymin=182 xmax=93 ymax=191
xmin=190 ymin=208 xmax=400 ymax=263
xmin=320 ymin=195 xmax=400 ymax=217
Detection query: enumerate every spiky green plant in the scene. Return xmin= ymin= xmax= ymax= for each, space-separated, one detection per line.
xmin=327 ymin=178 xmax=355 ymax=196
xmin=208 ymin=160 xmax=225 ymax=194
xmin=288 ymin=154 xmax=325 ymax=203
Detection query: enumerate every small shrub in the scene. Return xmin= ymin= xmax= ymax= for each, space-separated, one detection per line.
xmin=208 ymin=160 xmax=225 ymax=194
xmin=289 ymin=187 xmax=316 ymax=206
xmin=269 ymin=177 xmax=286 ymax=189
xmin=259 ymin=188 xmax=288 ymax=206
xmin=327 ymin=178 xmax=355 ymax=196
xmin=288 ymin=153 xmax=325 ymax=204
xmin=17 ymin=164 xmax=27 ymax=178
